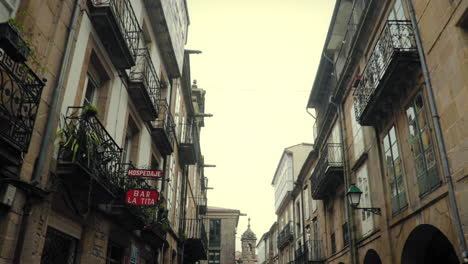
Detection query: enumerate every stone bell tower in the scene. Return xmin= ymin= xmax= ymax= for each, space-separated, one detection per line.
xmin=240 ymin=218 xmax=257 ymax=264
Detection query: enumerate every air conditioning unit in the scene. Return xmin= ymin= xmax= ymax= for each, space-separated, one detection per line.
xmin=0 ymin=184 xmax=17 ymax=207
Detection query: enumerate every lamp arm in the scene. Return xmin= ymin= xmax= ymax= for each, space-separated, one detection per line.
xmin=353 ymin=207 xmax=381 ymax=216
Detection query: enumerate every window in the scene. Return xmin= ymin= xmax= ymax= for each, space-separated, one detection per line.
xmin=350 ymin=103 xmax=365 ymax=159
xmin=304 ymin=188 xmax=310 ymax=219
xmin=0 ymin=0 xmax=19 ymax=22
xmin=406 ymin=93 xmax=440 ymax=196
xmin=342 ymin=222 xmax=349 ymax=247
xmin=106 ymin=242 xmax=124 ymax=264
xmin=122 ymin=118 xmax=139 ymax=164
xmin=209 ymin=219 xmax=221 ymax=247
xmin=208 ymin=250 xmax=221 ymax=264
xmin=388 ymin=0 xmax=407 ymax=20
xmin=330 ymin=232 xmax=336 ymax=254
xmin=383 ymin=126 xmax=408 ymax=215
xmin=356 ymin=163 xmax=373 ymax=234
xmin=83 ymin=75 xmax=99 ymax=106
xmin=41 ymin=227 xmax=77 ymax=264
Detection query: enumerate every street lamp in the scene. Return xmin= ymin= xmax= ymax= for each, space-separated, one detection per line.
xmin=346 ymin=184 xmax=381 ymax=215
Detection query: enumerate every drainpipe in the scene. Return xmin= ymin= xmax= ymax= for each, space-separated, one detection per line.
xmin=329 ymin=98 xmax=357 ymax=264
xmin=406 ymin=1 xmax=467 ymax=262
xmin=31 ymin=0 xmax=81 ymax=184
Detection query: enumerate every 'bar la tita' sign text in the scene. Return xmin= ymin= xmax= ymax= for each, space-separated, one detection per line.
xmin=126 ymin=190 xmax=159 ymax=206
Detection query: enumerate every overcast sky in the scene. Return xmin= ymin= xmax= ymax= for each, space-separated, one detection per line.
xmin=185 ymin=0 xmax=335 ymax=249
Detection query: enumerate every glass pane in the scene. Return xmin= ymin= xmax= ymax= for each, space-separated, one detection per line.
xmin=415 ymin=94 xmax=424 ymax=113
xmin=428 ymin=167 xmax=440 ymax=189
xmin=406 ymin=106 xmax=416 ymax=123
xmin=390 ymin=182 xmax=397 ymax=198
xmin=417 ymin=110 xmax=428 ymax=129
xmin=394 ymin=158 xmax=402 ymax=177
xmin=384 ymin=135 xmax=390 ymax=152
xmin=421 ymin=129 xmax=432 ymax=150
xmin=389 ymin=127 xmax=397 ymax=145
xmin=417 ymin=174 xmax=429 ymax=195
xmin=408 ymin=121 xmax=417 ymax=139
xmin=391 ymin=196 xmax=399 ymax=214
xmin=425 ymin=147 xmax=436 ymax=169
xmin=415 ymin=156 xmax=425 ymax=176
xmin=411 ymin=140 xmax=422 ymax=156
xmin=392 ymin=143 xmax=400 ymax=160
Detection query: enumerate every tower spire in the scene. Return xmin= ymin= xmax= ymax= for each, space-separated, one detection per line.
xmin=248 ymin=218 xmax=251 ymax=229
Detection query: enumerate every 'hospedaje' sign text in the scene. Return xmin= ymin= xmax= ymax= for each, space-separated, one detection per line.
xmin=126 ymin=190 xmax=159 ymax=206
xmin=127 ymin=169 xmax=163 ymax=178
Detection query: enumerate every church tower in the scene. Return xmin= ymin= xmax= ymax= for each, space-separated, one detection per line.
xmin=240 ymin=218 xmax=257 ymax=264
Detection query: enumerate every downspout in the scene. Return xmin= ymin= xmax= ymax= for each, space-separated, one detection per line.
xmin=31 ymin=0 xmax=81 ymax=184
xmin=299 ymin=186 xmax=307 ymax=257
xmin=330 ymin=98 xmax=357 ymax=264
xmin=407 ymin=0 xmax=467 ymax=262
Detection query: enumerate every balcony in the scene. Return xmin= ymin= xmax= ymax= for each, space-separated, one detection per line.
xmin=129 ymin=47 xmax=161 ymax=121
xmin=311 ymin=143 xmax=343 ymax=200
xmin=178 ymin=121 xmax=200 ymax=165
xmin=88 ymin=0 xmax=140 ymax=69
xmin=277 ymin=222 xmax=294 ymax=250
xmin=183 ymin=218 xmax=208 ymax=261
xmin=57 ymin=106 xmax=123 ymax=202
xmin=353 ymin=20 xmax=419 ymax=126
xmin=0 ymin=48 xmax=45 ymax=173
xmin=295 ymin=246 xmax=308 ymax=264
xmin=151 ymin=100 xmax=176 ymax=156
xmin=307 ymin=240 xmax=325 ymax=263
xmin=197 ymin=195 xmax=207 ymax=215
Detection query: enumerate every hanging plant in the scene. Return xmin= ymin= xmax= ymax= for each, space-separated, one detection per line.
xmin=81 ymin=104 xmax=99 ymax=119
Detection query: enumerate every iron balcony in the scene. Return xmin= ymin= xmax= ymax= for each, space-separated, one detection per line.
xmin=57 ymin=106 xmax=123 ymax=200
xmin=0 ymin=47 xmax=45 ymax=162
xmin=183 ymin=218 xmax=208 ymax=261
xmin=311 ymin=143 xmax=344 ymax=200
xmin=88 ymin=0 xmax=140 ymax=69
xmin=178 ymin=120 xmax=200 ymax=165
xmin=151 ymin=100 xmax=176 ymax=156
xmin=129 ymin=47 xmax=162 ymax=121
xmin=353 ymin=20 xmax=419 ymax=126
xmin=277 ymin=222 xmax=294 ymax=250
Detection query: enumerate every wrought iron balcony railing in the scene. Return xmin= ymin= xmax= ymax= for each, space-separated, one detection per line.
xmin=151 ymin=100 xmax=176 ymax=155
xmin=183 ymin=218 xmax=208 ymax=261
xmin=129 ymin=47 xmax=162 ymax=121
xmin=334 ymin=0 xmax=370 ymax=80
xmin=353 ymin=20 xmax=417 ymax=124
xmin=277 ymin=222 xmax=294 ymax=249
xmin=0 ymin=48 xmax=45 ymax=153
xmin=88 ymin=0 xmax=140 ymax=68
xmin=58 ymin=106 xmax=122 ymax=187
xmin=311 ymin=143 xmax=343 ymax=199
xmin=178 ymin=120 xmax=200 ymax=164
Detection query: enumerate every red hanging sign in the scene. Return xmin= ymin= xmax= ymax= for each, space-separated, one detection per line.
xmin=126 ymin=189 xmax=159 ymax=206
xmin=127 ymin=169 xmax=163 ymax=178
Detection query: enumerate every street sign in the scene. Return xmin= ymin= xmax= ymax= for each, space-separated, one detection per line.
xmin=127 ymin=169 xmax=163 ymax=178
xmin=126 ymin=189 xmax=159 ymax=206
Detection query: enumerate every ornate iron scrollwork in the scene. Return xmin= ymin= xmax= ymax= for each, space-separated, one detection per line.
xmin=0 ymin=48 xmax=45 ymax=152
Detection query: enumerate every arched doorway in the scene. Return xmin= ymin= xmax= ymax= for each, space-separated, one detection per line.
xmin=401 ymin=224 xmax=459 ymax=264
xmin=363 ymin=249 xmax=382 ymax=264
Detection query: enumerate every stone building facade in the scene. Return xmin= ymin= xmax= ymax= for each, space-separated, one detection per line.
xmin=261 ymin=1 xmax=468 ymax=264
xmin=202 ymin=206 xmax=242 ymax=264
xmin=305 ymin=0 xmax=468 ymax=263
xmin=0 ymin=0 xmax=209 ymax=263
